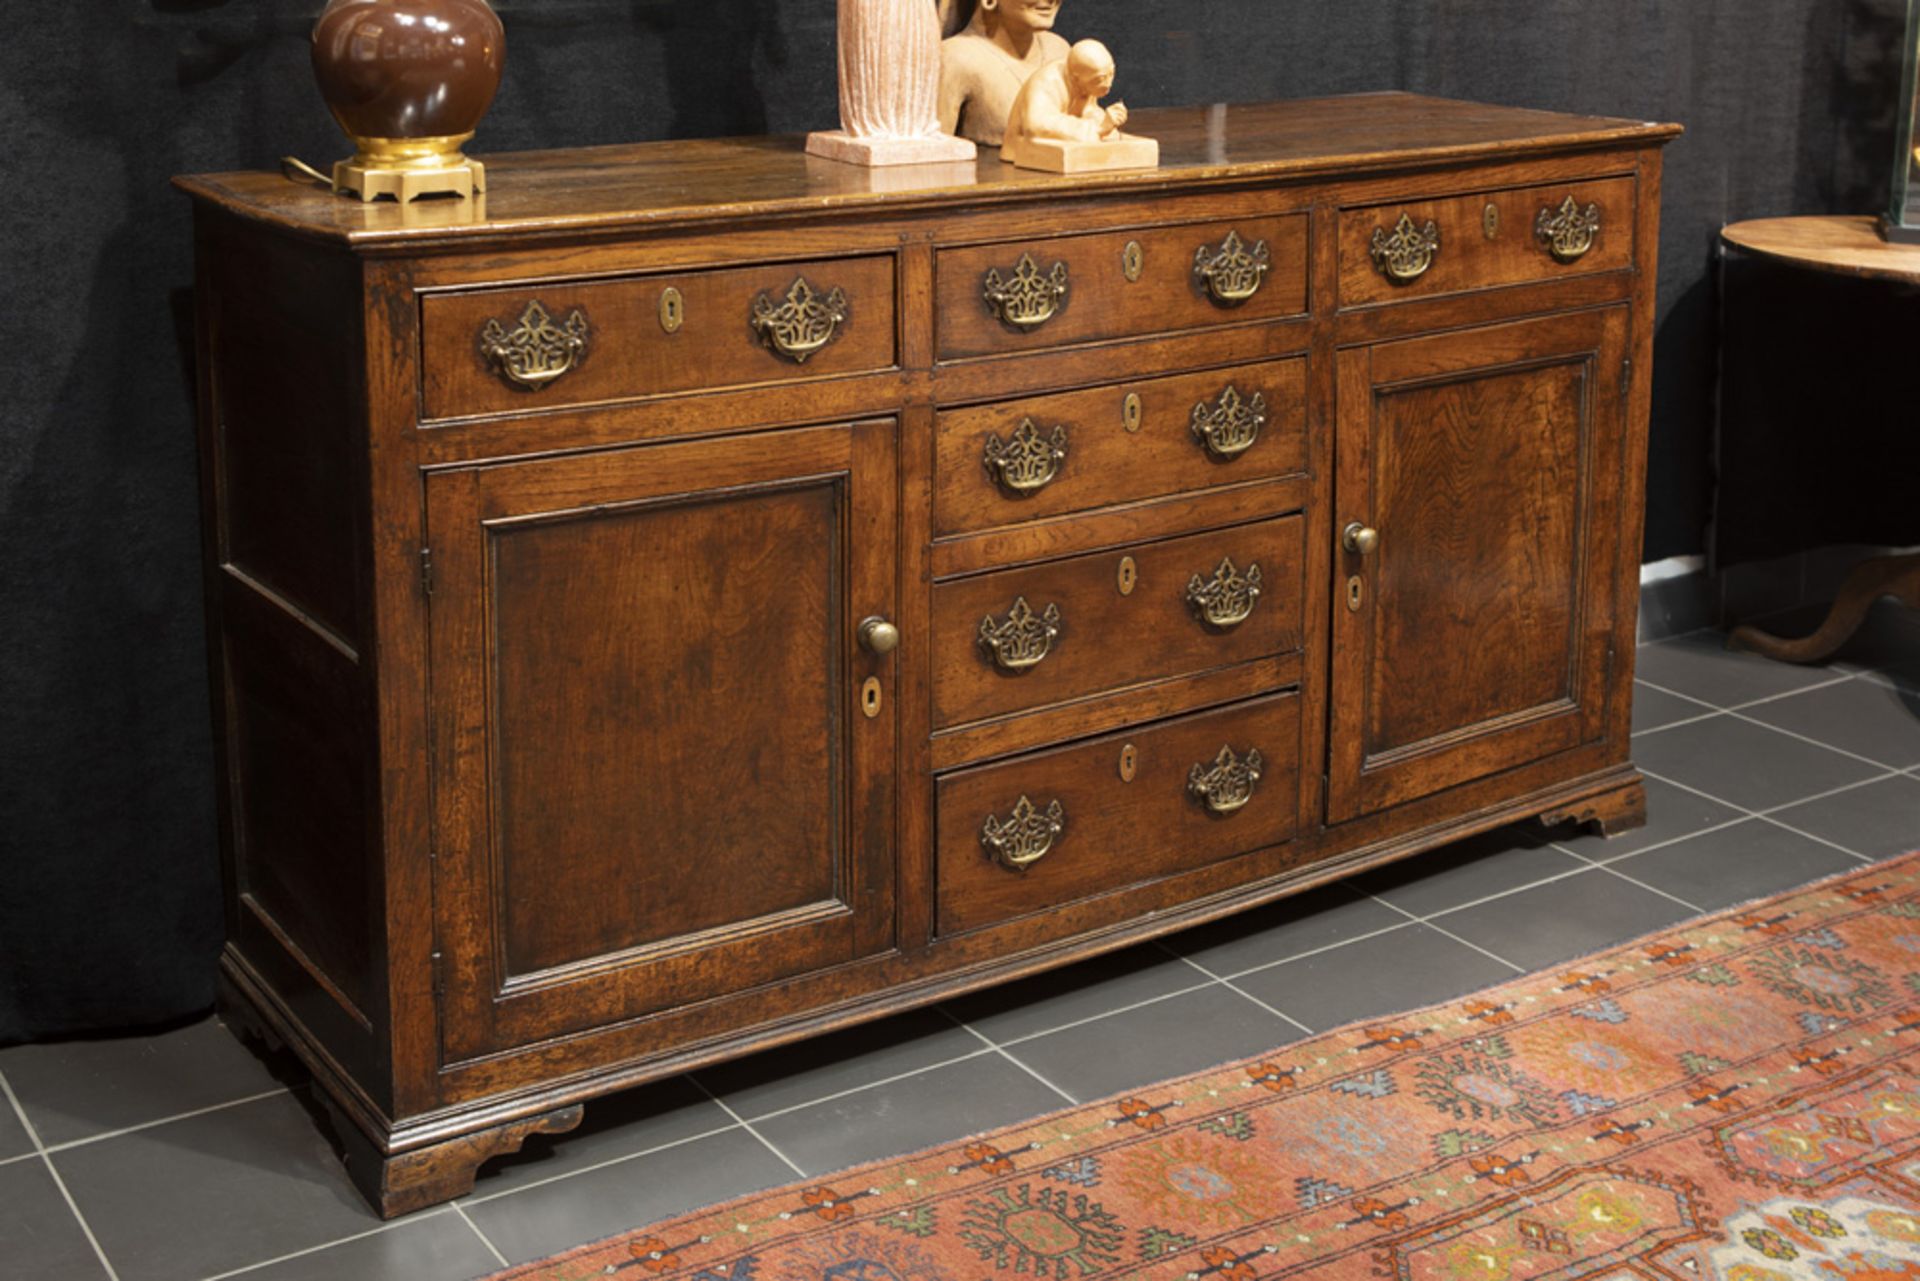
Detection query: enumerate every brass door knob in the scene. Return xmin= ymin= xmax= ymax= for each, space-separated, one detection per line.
xmin=858 ymin=616 xmax=900 ymax=654
xmin=1343 ymin=523 xmax=1381 ymax=556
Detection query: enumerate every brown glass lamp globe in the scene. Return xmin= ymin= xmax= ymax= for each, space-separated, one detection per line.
xmin=310 ymin=0 xmax=505 ymax=201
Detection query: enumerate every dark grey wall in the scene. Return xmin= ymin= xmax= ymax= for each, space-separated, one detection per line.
xmin=0 ymin=0 xmax=1905 ymax=1043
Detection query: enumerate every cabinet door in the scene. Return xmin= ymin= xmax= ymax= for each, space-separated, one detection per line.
xmin=426 ymin=422 xmax=897 ymax=1061
xmin=1329 ymin=309 xmax=1629 ymax=823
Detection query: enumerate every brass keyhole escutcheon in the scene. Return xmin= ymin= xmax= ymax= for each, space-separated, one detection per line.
xmin=1117 ymin=555 xmax=1138 ymax=596
xmin=1119 ymin=743 xmax=1138 ymax=782
xmin=659 ymin=287 xmax=685 ymax=334
xmin=1347 ymin=576 xmax=1365 ymax=612
xmin=1122 ymin=241 xmax=1145 ymax=282
xmin=1483 ymin=203 xmax=1500 ymax=240
xmin=860 ymin=676 xmax=883 ymax=719
xmin=1122 ymin=392 xmax=1143 ymax=433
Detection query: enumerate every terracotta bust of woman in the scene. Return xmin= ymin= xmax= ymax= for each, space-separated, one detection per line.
xmin=938 ymin=0 xmax=1071 ymax=147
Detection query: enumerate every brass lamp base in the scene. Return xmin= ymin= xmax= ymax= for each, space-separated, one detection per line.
xmin=333 ymin=134 xmax=486 ymax=203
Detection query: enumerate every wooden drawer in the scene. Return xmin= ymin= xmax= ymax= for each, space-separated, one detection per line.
xmin=936 ymin=215 xmax=1307 ymax=361
xmin=420 ymin=256 xmax=897 ymax=419
xmin=932 ymin=514 xmax=1303 ymax=730
xmin=1338 ymin=177 xmax=1635 ymax=308
xmin=935 ymin=358 xmax=1307 ymax=537
xmin=937 ymin=691 xmax=1300 ymax=935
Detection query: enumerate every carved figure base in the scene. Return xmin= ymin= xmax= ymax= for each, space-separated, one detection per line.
xmin=1000 ymin=132 xmax=1160 ymax=174
xmin=1538 ymin=777 xmax=1648 ymax=839
xmin=805 ymin=130 xmax=978 ymax=168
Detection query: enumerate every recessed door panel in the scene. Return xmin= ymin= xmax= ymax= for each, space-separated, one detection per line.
xmin=1329 ymin=309 xmax=1628 ymax=822
xmin=428 ymin=422 xmax=898 ymax=1060
xmin=489 ymin=483 xmax=841 ymax=977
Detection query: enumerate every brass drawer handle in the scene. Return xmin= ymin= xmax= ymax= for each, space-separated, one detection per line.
xmin=982 ymin=795 xmax=1065 ymax=871
xmin=1187 ymin=557 xmax=1263 ymax=628
xmin=1188 ymin=745 xmax=1264 ymax=815
xmin=1190 ymin=384 xmax=1266 ymax=460
xmin=983 ymin=419 xmax=1068 ymax=496
xmin=1535 ymin=196 xmax=1602 ymax=264
xmin=983 ymin=254 xmax=1070 ymax=331
xmin=979 ymin=596 xmax=1061 ymax=671
xmin=751 ymin=276 xmax=849 ymax=364
xmin=1193 ymin=230 xmax=1271 ymax=306
xmin=1370 ymin=213 xmax=1441 ymax=284
xmin=481 ymin=300 xmax=589 ymax=390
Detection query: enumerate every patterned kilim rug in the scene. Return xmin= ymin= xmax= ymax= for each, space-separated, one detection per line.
xmin=490 ymin=852 xmax=1920 ymax=1281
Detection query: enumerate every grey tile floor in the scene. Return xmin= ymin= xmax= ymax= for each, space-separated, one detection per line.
xmin=5 ymin=606 xmax=1917 ymax=1281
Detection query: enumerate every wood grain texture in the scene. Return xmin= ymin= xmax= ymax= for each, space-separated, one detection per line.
xmin=1328 ymin=307 xmax=1630 ymax=822
xmin=1721 ymin=213 xmax=1920 ymax=284
xmin=936 ymin=692 xmax=1300 ymax=935
xmin=1539 ymin=776 xmax=1648 ymax=838
xmin=174 ymin=94 xmax=1678 ymax=250
xmin=935 ymin=214 xmax=1307 ymax=360
xmin=1337 ymin=176 xmax=1637 ymax=308
xmin=931 ymin=514 xmax=1305 ymax=728
xmin=179 ymin=98 xmax=1675 ymax=1216
xmin=934 ymin=358 xmax=1306 ymax=536
xmin=426 ymin=423 xmax=897 ymax=1060
xmin=421 ymin=255 xmax=898 ymax=419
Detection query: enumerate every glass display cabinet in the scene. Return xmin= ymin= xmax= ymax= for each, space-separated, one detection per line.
xmin=1889 ymin=0 xmax=1920 ymax=241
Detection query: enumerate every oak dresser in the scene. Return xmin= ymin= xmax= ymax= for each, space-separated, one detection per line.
xmin=175 ymin=93 xmax=1681 ymax=1216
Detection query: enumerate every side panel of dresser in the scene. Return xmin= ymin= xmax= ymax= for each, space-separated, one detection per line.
xmin=192 ymin=210 xmax=391 ymax=1109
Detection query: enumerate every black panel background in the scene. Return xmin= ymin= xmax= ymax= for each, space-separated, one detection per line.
xmin=0 ymin=0 xmax=1906 ymax=1042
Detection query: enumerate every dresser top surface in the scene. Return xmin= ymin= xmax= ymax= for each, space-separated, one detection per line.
xmin=175 ymin=93 xmax=1679 ymax=250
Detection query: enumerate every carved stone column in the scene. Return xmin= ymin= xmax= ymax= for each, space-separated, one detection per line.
xmin=807 ymin=0 xmax=978 ymax=167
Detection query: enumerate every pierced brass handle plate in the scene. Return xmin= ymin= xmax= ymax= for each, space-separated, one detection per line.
xmin=1187 ymin=557 xmax=1263 ymax=628
xmin=982 ymin=795 xmax=1065 ymax=871
xmin=750 ymin=276 xmax=849 ymax=363
xmin=1535 ymin=196 xmax=1602 ymax=264
xmin=1188 ymin=745 xmax=1264 ymax=815
xmin=1191 ymin=385 xmax=1267 ymax=460
xmin=481 ymin=300 xmax=589 ymax=390
xmin=1370 ymin=214 xmax=1441 ymax=284
xmin=983 ymin=419 xmax=1068 ymax=496
xmin=979 ymin=596 xmax=1061 ymax=671
xmin=1193 ymin=230 xmax=1271 ymax=306
xmin=983 ymin=254 xmax=1070 ymax=331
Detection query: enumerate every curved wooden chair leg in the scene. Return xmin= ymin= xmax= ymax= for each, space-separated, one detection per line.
xmin=1727 ymin=552 xmax=1920 ymax=664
